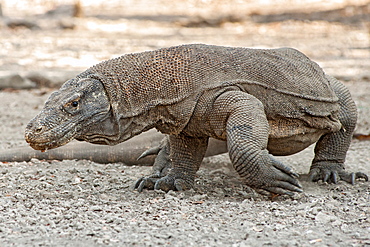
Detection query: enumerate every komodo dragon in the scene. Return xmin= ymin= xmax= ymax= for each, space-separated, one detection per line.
xmin=24 ymin=44 xmax=368 ymax=196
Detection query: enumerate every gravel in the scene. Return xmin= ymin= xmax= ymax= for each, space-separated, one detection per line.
xmin=0 ymin=144 xmax=368 ymax=246
xmin=0 ymin=0 xmax=369 ymax=246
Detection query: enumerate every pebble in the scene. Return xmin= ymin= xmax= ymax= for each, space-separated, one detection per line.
xmin=0 ymin=74 xmax=36 ymax=89
xmin=315 ymin=212 xmax=340 ymax=225
xmin=0 ymin=140 xmax=368 ymax=247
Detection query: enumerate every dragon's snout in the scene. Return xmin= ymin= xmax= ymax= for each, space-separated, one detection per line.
xmin=25 ymin=119 xmax=42 ymax=137
xmin=24 ymin=119 xmax=52 ymax=151
xmin=24 ymin=116 xmax=79 ymax=151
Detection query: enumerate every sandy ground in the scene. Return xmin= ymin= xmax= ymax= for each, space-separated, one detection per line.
xmin=0 ymin=0 xmax=369 ymax=246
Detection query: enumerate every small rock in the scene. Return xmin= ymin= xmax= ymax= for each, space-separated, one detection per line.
xmin=311 ymin=206 xmax=323 ymax=215
xmin=212 ymin=176 xmax=224 ymax=184
xmin=190 ymin=193 xmax=208 ymax=201
xmin=315 ymin=212 xmax=339 ymax=225
xmin=25 ymin=71 xmax=79 ymax=88
xmin=59 ymin=18 xmax=76 ymax=30
xmin=238 ymin=190 xmax=252 ymax=198
xmin=44 ymin=4 xmax=75 ymax=17
xmin=6 ymin=19 xmax=40 ymax=30
xmin=74 ymin=222 xmax=84 ymax=230
xmin=90 ymin=205 xmax=103 ymax=212
xmin=252 ymin=226 xmax=264 ymax=232
xmin=212 ymin=187 xmax=224 ymax=195
xmin=164 ymin=192 xmax=180 ymax=202
xmin=30 ymin=158 xmax=42 ymax=164
xmin=309 ymin=239 xmax=323 ymax=244
xmin=26 ymin=72 xmax=53 ymax=88
xmin=0 ymin=74 xmax=36 ymax=90
xmin=73 ymin=176 xmax=82 ymax=184
xmin=167 ymin=190 xmax=177 ymax=197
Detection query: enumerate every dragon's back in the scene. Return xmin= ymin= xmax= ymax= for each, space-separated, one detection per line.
xmin=86 ymin=44 xmax=338 ymax=119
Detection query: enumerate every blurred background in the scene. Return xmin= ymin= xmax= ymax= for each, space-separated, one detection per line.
xmin=0 ymin=0 xmax=369 ymax=136
xmin=0 ymin=0 xmax=369 ymax=77
xmin=1 ymin=0 xmax=369 ymax=138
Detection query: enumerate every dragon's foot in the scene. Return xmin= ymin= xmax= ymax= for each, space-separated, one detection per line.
xmin=135 ymin=172 xmax=194 ymax=192
xmin=135 ymin=137 xmax=173 ymax=192
xmin=247 ymin=159 xmax=303 ymax=197
xmin=154 ymin=175 xmax=193 ymax=192
xmin=309 ymin=162 xmax=368 ymax=185
xmin=134 ymin=174 xmax=161 ymax=192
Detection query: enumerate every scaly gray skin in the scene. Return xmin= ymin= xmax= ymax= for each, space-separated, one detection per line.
xmin=25 ymin=44 xmax=368 ymax=197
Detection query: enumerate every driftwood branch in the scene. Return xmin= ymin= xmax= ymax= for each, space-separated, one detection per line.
xmin=0 ymin=130 xmax=227 ymax=165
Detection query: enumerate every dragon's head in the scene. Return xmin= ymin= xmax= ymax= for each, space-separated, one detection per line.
xmin=25 ymin=77 xmax=112 ymax=151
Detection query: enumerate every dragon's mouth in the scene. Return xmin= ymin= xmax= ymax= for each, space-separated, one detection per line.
xmin=25 ymin=102 xmax=112 ymax=151
xmin=27 ymin=137 xmax=73 ymax=152
xmin=25 ymin=127 xmax=78 ymax=152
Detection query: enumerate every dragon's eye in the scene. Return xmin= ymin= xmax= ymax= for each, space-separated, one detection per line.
xmin=71 ymin=101 xmax=79 ymax=107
